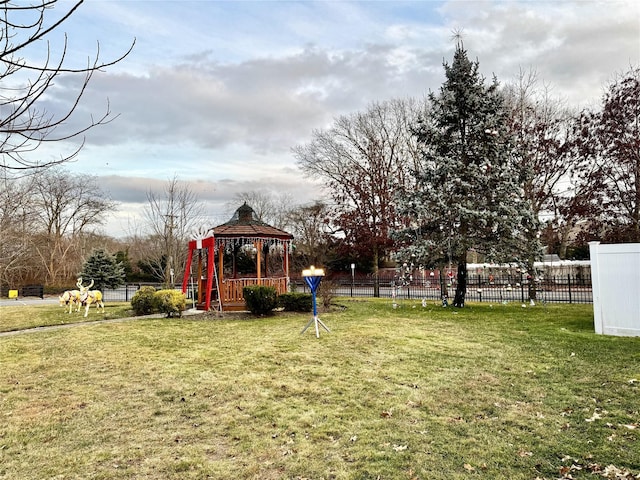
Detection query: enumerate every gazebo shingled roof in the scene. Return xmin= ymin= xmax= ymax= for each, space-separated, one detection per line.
xmin=213 ymin=202 xmax=293 ymax=242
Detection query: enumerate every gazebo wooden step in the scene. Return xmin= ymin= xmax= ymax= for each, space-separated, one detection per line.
xmin=221 ymin=302 xmax=247 ymax=312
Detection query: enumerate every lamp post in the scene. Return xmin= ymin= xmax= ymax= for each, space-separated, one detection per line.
xmin=351 ymin=263 xmax=355 ymax=297
xmin=301 ymin=265 xmax=331 ymax=338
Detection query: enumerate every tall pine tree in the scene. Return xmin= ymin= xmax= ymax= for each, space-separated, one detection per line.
xmin=393 ymin=40 xmax=536 ymax=307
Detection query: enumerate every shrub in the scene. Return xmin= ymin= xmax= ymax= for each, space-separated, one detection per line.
xmin=318 ymin=280 xmax=337 ymax=312
xmin=152 ymin=289 xmax=186 ymax=318
xmin=131 ymin=286 xmax=157 ymax=315
xmin=243 ymin=285 xmax=278 ymax=316
xmin=278 ymin=292 xmax=312 ymax=312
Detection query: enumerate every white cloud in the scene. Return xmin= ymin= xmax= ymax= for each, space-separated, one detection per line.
xmin=29 ymin=0 xmax=640 ymax=237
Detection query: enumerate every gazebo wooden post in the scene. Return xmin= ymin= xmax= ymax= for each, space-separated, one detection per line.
xmin=284 ymin=243 xmax=289 ymax=285
xmin=218 ymin=243 xmax=224 ymax=296
xmin=203 ymin=241 xmax=213 ymax=311
xmin=256 ymin=240 xmax=262 ymax=282
xmin=264 ymin=243 xmax=269 ymax=278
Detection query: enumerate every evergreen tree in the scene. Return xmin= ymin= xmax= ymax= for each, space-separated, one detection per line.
xmin=78 ymin=249 xmax=126 ymax=291
xmin=393 ymin=40 xmax=537 ymax=307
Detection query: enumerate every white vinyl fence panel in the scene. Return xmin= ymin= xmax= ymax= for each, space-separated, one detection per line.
xmin=589 ymin=242 xmax=640 ymax=336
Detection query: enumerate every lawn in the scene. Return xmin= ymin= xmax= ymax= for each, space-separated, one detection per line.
xmin=0 ymin=299 xmax=638 ymax=479
xmin=0 ymin=301 xmax=136 ymax=333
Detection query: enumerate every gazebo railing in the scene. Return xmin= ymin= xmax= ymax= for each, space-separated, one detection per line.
xmin=221 ymin=277 xmax=288 ymax=305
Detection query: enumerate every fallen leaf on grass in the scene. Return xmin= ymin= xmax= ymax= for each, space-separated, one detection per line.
xmin=558 ymin=463 xmax=583 ymax=477
xmin=518 ymin=450 xmax=533 ymax=457
xmin=556 ymin=458 xmax=640 ymax=479
xmin=380 ymin=410 xmax=392 ymax=418
xmin=585 ymin=411 xmax=603 ymax=422
xmin=392 ymin=444 xmax=407 ymax=452
xmin=601 ymin=464 xmax=637 ymax=478
xmin=463 ymin=463 xmax=475 ymax=472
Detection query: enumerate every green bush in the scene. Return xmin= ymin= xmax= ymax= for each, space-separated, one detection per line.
xmin=278 ymin=292 xmax=312 ymax=312
xmin=152 ymin=289 xmax=187 ymax=318
xmin=131 ymin=286 xmax=158 ymax=315
xmin=243 ymin=285 xmax=278 ymax=316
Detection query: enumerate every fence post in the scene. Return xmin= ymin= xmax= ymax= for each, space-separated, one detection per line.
xmin=568 ymin=274 xmax=572 ymax=304
xmin=520 ymin=272 xmax=525 ymax=303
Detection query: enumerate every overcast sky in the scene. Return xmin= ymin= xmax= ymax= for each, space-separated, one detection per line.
xmin=38 ymin=0 xmax=640 ymax=237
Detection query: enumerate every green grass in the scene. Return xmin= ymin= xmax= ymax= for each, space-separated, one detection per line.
xmin=0 ymin=299 xmax=638 ymax=479
xmin=0 ymin=302 xmax=137 ymax=332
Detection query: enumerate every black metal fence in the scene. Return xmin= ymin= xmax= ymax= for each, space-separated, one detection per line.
xmin=83 ymin=284 xmax=164 ymax=303
xmin=42 ymin=274 xmax=591 ymax=305
xmin=0 ymin=285 xmax=45 ymax=299
xmin=293 ymin=273 xmax=593 ymax=304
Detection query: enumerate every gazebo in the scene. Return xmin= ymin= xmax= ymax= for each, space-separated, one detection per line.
xmin=181 ymin=203 xmax=293 ymax=311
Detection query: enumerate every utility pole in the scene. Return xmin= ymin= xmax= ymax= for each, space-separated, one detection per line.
xmin=164 ymin=213 xmax=177 ymax=288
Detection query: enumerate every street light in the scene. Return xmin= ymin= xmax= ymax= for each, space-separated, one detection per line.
xmin=351 ymin=263 xmax=355 ymax=296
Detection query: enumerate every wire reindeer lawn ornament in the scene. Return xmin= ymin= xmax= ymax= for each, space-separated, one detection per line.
xmin=76 ymin=277 xmax=105 ymax=317
xmin=59 ymin=289 xmax=82 ymax=314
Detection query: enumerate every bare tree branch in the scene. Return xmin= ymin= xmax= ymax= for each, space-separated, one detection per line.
xmin=0 ymin=0 xmax=135 ymax=174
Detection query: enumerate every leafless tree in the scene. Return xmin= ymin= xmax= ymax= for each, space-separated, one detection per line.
xmin=293 ymin=98 xmax=427 ymax=293
xmin=503 ymin=69 xmax=576 ymax=297
xmin=226 ymin=190 xmax=295 ymax=231
xmin=287 ymin=201 xmax=334 ymax=270
xmin=142 ymin=176 xmax=206 ymax=287
xmin=504 ymin=69 xmax=575 ymax=221
xmin=0 ymin=0 xmax=134 ymax=174
xmin=0 ymin=172 xmax=34 ymax=287
xmin=29 ymin=167 xmax=116 ymax=284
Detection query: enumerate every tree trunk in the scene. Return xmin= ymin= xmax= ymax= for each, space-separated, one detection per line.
xmin=440 ymin=269 xmax=449 ymax=302
xmin=526 ymin=261 xmax=537 ymax=303
xmin=373 ymin=245 xmax=380 ymax=298
xmin=453 ymin=261 xmax=467 ymax=308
